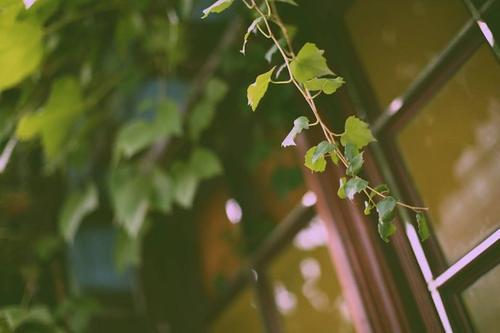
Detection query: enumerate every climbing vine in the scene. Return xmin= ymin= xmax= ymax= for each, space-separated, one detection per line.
xmin=203 ymin=0 xmax=429 ymax=242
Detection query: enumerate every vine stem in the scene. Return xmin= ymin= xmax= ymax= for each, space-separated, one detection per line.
xmin=250 ymin=0 xmax=427 ymax=213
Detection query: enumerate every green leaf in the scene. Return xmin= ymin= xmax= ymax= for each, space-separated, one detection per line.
xmin=201 ymin=0 xmax=233 ymax=18
xmin=59 ymin=183 xmax=98 ymax=242
xmin=171 ymin=161 xmax=199 ymax=208
xmin=344 ymin=143 xmax=363 ymax=176
xmin=378 ymin=221 xmax=396 ymax=243
xmin=240 ymin=17 xmax=262 ymax=54
xmin=0 ymin=14 xmax=43 ymax=91
xmin=0 ymin=305 xmax=53 ymax=330
xmin=304 ymin=146 xmax=326 ymax=172
xmin=364 ymin=201 xmax=373 ymax=215
xmin=290 ymin=43 xmax=334 ymax=83
xmin=304 ymin=77 xmax=344 ymax=94
xmin=115 ymin=99 xmax=181 ymax=160
xmin=110 ymin=167 xmax=152 ymax=237
xmin=370 ymin=184 xmax=390 ymax=199
xmin=189 ymin=79 xmax=228 ymax=141
xmin=344 ymin=177 xmax=368 ymax=200
xmin=312 ymin=140 xmax=335 ymax=163
xmin=337 ymin=177 xmax=347 ymax=199
xmin=340 ymin=115 xmax=376 ymax=150
xmin=114 ymin=228 xmax=142 ymax=272
xmin=416 ymin=212 xmax=429 ymax=241
xmin=204 ymin=77 xmax=228 ymax=103
xmin=247 ymin=67 xmax=275 ymax=111
xmin=189 ymin=147 xmax=223 ymax=179
xmin=376 ymin=196 xmax=397 ymax=223
xmin=281 ymin=116 xmax=309 ymax=147
xmin=16 ymin=77 xmax=85 ymax=160
xmin=151 ymin=169 xmax=174 ymax=214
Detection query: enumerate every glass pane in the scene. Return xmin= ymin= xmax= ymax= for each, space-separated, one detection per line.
xmin=269 ymin=217 xmax=354 ymax=333
xmin=345 ymin=0 xmax=469 ymax=108
xmin=397 ymin=45 xmax=500 ymax=263
xmin=211 ymin=287 xmax=263 ymax=333
xmin=462 ymin=265 xmax=500 ymax=332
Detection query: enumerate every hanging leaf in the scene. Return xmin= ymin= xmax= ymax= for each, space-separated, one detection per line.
xmin=240 ymin=17 xmax=262 ymax=54
xmin=151 ymin=169 xmax=174 ymax=214
xmin=304 ymin=145 xmax=326 ymax=172
xmin=115 ymin=99 xmax=181 ymax=160
xmin=337 ymin=177 xmax=347 ymax=199
xmin=364 ymin=201 xmax=373 ymax=215
xmin=16 ymin=77 xmax=84 ymax=160
xmin=304 ymin=77 xmax=344 ymax=94
xmin=171 ymin=161 xmax=199 ymax=208
xmin=201 ymin=0 xmax=234 ymax=18
xmin=189 ymin=78 xmax=228 ymax=140
xmin=340 ymin=115 xmax=376 ymax=150
xmin=114 ymin=228 xmax=142 ymax=272
xmin=344 ymin=143 xmax=363 ymax=176
xmin=0 ymin=13 xmax=43 ymax=90
xmin=290 ymin=43 xmax=334 ymax=83
xmin=370 ymin=184 xmax=390 ymax=199
xmin=416 ymin=212 xmax=429 ymax=241
xmin=247 ymin=67 xmax=275 ymax=111
xmin=110 ymin=167 xmax=152 ymax=238
xmin=378 ymin=221 xmax=396 ymax=243
xmin=59 ymin=184 xmax=98 ymax=242
xmin=189 ymin=147 xmax=223 ymax=179
xmin=344 ymin=177 xmax=368 ymax=200
xmin=311 ymin=140 xmax=335 ymax=163
xmin=376 ymin=196 xmax=397 ymax=223
xmin=281 ymin=116 xmax=309 ymax=147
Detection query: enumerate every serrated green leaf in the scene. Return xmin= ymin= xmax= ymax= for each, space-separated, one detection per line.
xmin=337 ymin=177 xmax=347 ymax=199
xmin=189 ymin=147 xmax=223 ymax=179
xmin=304 ymin=146 xmax=326 ymax=172
xmin=344 ymin=142 xmax=358 ymax=161
xmin=240 ymin=17 xmax=262 ymax=54
xmin=340 ymin=115 xmax=376 ymax=150
xmin=344 ymin=143 xmax=363 ymax=176
xmin=15 ymin=77 xmax=84 ymax=160
xmin=304 ymin=77 xmax=344 ymax=94
xmin=312 ymin=140 xmax=335 ymax=163
xmin=416 ymin=212 xmax=429 ymax=241
xmin=201 ymin=0 xmax=233 ymax=18
xmin=290 ymin=43 xmax=334 ymax=83
xmin=376 ymin=196 xmax=397 ymax=223
xmin=281 ymin=116 xmax=309 ymax=147
xmin=247 ymin=67 xmax=275 ymax=111
xmin=344 ymin=177 xmax=368 ymax=200
xmin=378 ymin=221 xmax=396 ymax=243
xmin=0 ymin=14 xmax=43 ymax=90
xmin=59 ymin=183 xmax=98 ymax=242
